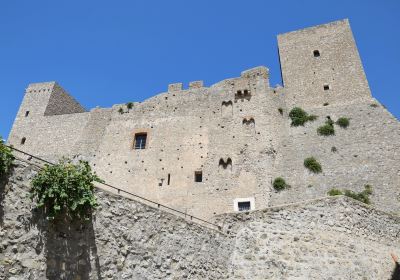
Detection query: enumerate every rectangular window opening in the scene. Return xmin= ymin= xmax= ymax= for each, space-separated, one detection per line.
xmin=134 ymin=133 xmax=147 ymax=149
xmin=167 ymin=174 xmax=171 ymax=185
xmin=194 ymin=171 xmax=202 ymax=182
xmin=323 ymin=84 xmax=330 ymax=91
xmin=238 ymin=201 xmax=251 ymax=212
xmin=25 ymin=111 xmax=30 ymax=117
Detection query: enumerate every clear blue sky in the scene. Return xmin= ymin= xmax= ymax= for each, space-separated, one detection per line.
xmin=1 ymin=0 xmax=399 ymax=139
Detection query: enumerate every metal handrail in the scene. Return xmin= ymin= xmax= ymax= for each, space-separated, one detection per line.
xmin=6 ymin=145 xmax=223 ymax=232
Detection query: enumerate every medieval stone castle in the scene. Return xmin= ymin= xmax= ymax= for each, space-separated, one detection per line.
xmin=7 ymin=19 xmax=400 ymax=220
xmin=2 ymin=18 xmax=400 ymax=279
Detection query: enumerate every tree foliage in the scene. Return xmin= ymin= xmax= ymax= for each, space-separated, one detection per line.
xmin=30 ymin=159 xmax=102 ymax=220
xmin=0 ymin=136 xmax=14 ymax=178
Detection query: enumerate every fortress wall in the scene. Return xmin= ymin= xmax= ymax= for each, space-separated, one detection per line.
xmin=2 ymin=161 xmax=399 ymax=279
xmin=90 ymin=70 xmax=284 ymax=219
xmin=72 ymin=108 xmax=113 ymax=158
xmin=215 ymin=196 xmax=400 ymax=279
xmin=271 ymin=100 xmax=400 ymax=214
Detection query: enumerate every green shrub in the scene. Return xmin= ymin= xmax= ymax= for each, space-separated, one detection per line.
xmin=278 ymin=108 xmax=283 ymax=115
xmin=317 ymin=123 xmax=335 ymax=136
xmin=126 ymin=102 xmax=133 ymax=110
xmin=273 ymin=177 xmax=290 ymax=191
xmin=288 ymin=107 xmax=317 ymax=126
xmin=370 ymin=103 xmax=378 ymax=108
xmin=118 ymin=107 xmax=124 ymax=114
xmin=30 ymin=159 xmax=103 ymax=220
xmin=328 ymin=188 xmax=343 ymax=196
xmin=331 ymin=146 xmax=338 ymax=153
xmin=0 ymin=137 xmax=14 ymax=177
xmin=328 ymin=185 xmax=373 ymax=204
xmin=336 ymin=117 xmax=350 ymax=128
xmin=304 ymin=157 xmax=322 ymax=173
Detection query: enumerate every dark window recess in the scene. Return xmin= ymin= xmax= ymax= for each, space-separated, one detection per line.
xmin=313 ymin=50 xmax=320 ymax=57
xmin=25 ymin=111 xmax=30 ymax=117
xmin=194 ymin=171 xmax=203 ymax=182
xmin=134 ymin=133 xmax=147 ymax=149
xmin=219 ymin=158 xmax=232 ymax=169
xmin=323 ymin=84 xmax=330 ymax=91
xmin=167 ymin=174 xmax=171 ymax=185
xmin=238 ymin=201 xmax=251 ymax=211
xmin=235 ymin=89 xmax=251 ymax=102
xmin=21 ymin=137 xmax=26 ymax=145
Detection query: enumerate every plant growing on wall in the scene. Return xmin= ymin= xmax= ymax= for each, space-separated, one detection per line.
xmin=328 ymin=185 xmax=372 ymax=204
xmin=126 ymin=102 xmax=133 ymax=110
xmin=336 ymin=117 xmax=350 ymax=128
xmin=273 ymin=177 xmax=290 ymax=191
xmin=278 ymin=108 xmax=283 ymax=115
xmin=317 ymin=118 xmax=335 ymax=136
xmin=288 ymin=107 xmax=317 ymax=126
xmin=118 ymin=107 xmax=124 ymax=114
xmin=30 ymin=159 xmax=103 ymax=220
xmin=304 ymin=157 xmax=322 ymax=173
xmin=0 ymin=136 xmax=14 ymax=177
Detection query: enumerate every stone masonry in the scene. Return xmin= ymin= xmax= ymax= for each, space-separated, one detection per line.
xmin=1 ymin=159 xmax=399 ymax=279
xmin=6 ymin=19 xmax=400 ymax=220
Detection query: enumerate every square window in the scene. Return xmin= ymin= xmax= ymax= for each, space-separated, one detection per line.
xmin=313 ymin=50 xmax=320 ymax=57
xmin=194 ymin=171 xmax=202 ymax=182
xmin=323 ymin=84 xmax=330 ymax=91
xmin=134 ymin=133 xmax=147 ymax=149
xmin=238 ymin=201 xmax=251 ymax=211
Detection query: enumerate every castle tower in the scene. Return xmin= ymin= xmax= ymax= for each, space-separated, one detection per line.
xmin=277 ymin=19 xmax=372 ymax=107
xmin=7 ymin=82 xmax=88 ymax=159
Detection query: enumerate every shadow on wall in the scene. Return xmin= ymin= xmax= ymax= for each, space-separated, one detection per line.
xmin=0 ymin=177 xmax=6 ymax=226
xmin=0 ymin=171 xmax=12 ymax=226
xmin=30 ymin=209 xmax=102 ymax=280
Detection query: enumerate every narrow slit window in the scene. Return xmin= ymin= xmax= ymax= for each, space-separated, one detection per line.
xmin=25 ymin=111 xmax=30 ymax=117
xmin=21 ymin=137 xmax=26 ymax=145
xmin=323 ymin=84 xmax=330 ymax=91
xmin=194 ymin=171 xmax=203 ymax=182
xmin=167 ymin=174 xmax=171 ymax=185
xmin=313 ymin=50 xmax=320 ymax=57
xmin=238 ymin=201 xmax=251 ymax=212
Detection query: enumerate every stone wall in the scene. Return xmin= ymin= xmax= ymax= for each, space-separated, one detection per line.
xmin=215 ymin=196 xmax=400 ymax=279
xmin=273 ymin=98 xmax=400 ymax=214
xmin=0 ymin=160 xmax=232 ymax=280
xmin=278 ymin=19 xmax=371 ymax=108
xmin=1 ymin=160 xmax=399 ymax=279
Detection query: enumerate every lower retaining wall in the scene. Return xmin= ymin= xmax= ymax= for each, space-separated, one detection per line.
xmin=1 ymin=159 xmax=399 ymax=279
